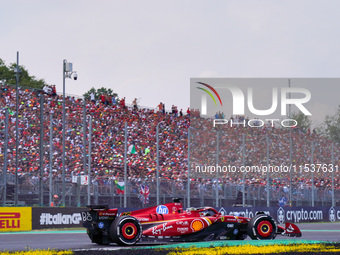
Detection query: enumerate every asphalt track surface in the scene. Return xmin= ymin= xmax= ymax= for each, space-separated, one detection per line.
xmin=0 ymin=223 xmax=340 ymax=252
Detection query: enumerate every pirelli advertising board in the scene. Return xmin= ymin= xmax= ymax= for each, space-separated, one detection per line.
xmin=0 ymin=207 xmax=32 ymax=232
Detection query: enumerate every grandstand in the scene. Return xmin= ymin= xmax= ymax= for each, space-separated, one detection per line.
xmin=0 ymin=84 xmax=339 ymax=208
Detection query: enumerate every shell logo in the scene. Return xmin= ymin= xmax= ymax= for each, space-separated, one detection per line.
xmin=190 ymin=219 xmax=204 ymax=232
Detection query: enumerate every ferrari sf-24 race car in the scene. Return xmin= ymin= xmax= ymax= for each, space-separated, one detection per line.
xmin=81 ymin=199 xmax=301 ymax=245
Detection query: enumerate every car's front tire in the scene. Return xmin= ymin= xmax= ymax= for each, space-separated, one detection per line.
xmin=110 ymin=216 xmax=142 ymax=246
xmin=247 ymin=214 xmax=277 ymax=240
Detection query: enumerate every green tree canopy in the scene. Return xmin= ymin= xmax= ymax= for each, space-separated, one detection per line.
xmin=0 ymin=58 xmax=45 ymax=89
xmin=83 ymin=87 xmax=118 ymax=100
xmin=291 ymin=111 xmax=312 ymax=133
xmin=324 ymin=105 xmax=340 ymax=143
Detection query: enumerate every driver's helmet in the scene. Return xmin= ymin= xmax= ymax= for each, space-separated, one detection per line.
xmin=199 ymin=211 xmax=211 ymax=217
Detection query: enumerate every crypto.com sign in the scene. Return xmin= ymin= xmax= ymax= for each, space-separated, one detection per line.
xmin=190 ymin=78 xmax=317 ymax=128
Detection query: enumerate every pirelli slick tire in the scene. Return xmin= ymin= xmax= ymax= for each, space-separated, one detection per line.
xmin=110 ymin=216 xmax=142 ymax=246
xmin=247 ymin=214 xmax=277 ymax=240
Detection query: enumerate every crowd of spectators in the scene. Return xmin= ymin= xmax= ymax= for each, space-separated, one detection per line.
xmin=0 ymin=84 xmax=340 ymax=204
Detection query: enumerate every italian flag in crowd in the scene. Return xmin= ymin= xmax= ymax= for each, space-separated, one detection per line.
xmin=115 ymin=180 xmax=125 ymax=194
xmin=128 ymin=144 xmax=136 ymax=154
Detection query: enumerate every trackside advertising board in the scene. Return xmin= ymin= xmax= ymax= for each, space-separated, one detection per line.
xmin=217 ymin=206 xmax=340 ymax=224
xmin=0 ymin=207 xmax=32 ymax=232
xmin=32 ymin=207 xmax=86 ymax=229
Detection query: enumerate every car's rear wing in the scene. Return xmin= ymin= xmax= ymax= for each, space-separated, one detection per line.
xmin=81 ymin=205 xmax=118 ymax=223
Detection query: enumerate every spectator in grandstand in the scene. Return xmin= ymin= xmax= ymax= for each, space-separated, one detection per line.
xmin=100 ymin=94 xmax=106 ymax=105
xmin=120 ymin=97 xmax=126 ymax=109
xmin=132 ymin=98 xmax=138 ymax=111
xmin=90 ymin=92 xmax=95 ymax=104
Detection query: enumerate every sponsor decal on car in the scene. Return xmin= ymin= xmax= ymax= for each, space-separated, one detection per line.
xmin=98 ymin=212 xmax=116 ymax=216
xmin=177 ymin=227 xmax=189 ymax=234
xmin=286 ymin=224 xmax=295 ymax=233
xmin=121 ymin=212 xmax=131 ymax=216
xmin=190 ymin=219 xmax=204 ymax=232
xmin=151 ymin=223 xmax=173 ymax=235
xmin=227 ymin=219 xmax=237 ymax=222
xmin=137 ymin=218 xmax=150 ymax=222
xmin=234 ymin=216 xmax=242 ymax=223
xmin=176 ymin=221 xmax=189 ymax=226
xmin=156 ymin=205 xmax=169 ymax=214
xmin=98 ymin=222 xmax=104 ymax=229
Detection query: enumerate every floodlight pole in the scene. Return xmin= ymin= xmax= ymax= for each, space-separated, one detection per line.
xmin=62 ymin=60 xmax=66 ymax=206
xmin=62 ymin=59 xmax=76 ymax=206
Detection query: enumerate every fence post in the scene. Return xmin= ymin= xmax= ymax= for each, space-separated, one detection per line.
xmin=94 ymin=183 xmax=98 ymax=204
xmin=216 ymin=131 xmax=219 ymax=207
xmin=39 ymin=94 xmax=44 ymax=206
xmin=289 ymin=128 xmax=293 ymax=206
xmin=187 ymin=127 xmax=191 ymax=208
xmin=266 ymin=135 xmax=270 ymax=207
xmin=87 ymin=115 xmax=92 ymax=205
xmin=49 ymin=113 xmax=53 ymax=207
xmin=332 ymin=143 xmax=335 ymax=207
xmin=124 ymin=122 xmax=127 ymax=208
xmin=2 ymin=109 xmax=9 ymax=206
xmin=83 ymin=102 xmax=87 ymax=174
xmin=311 ymin=141 xmax=314 ymax=207
xmin=242 ymin=134 xmax=245 ymax=207
xmin=77 ymin=174 xmax=81 ymax=207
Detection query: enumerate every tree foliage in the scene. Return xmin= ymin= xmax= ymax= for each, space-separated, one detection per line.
xmin=324 ymin=105 xmax=340 ymax=143
xmin=83 ymin=87 xmax=118 ymax=100
xmin=0 ymin=58 xmax=46 ymax=89
xmin=291 ymin=111 xmax=312 ymax=133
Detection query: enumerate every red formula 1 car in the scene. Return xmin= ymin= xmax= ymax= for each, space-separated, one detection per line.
xmin=81 ymin=199 xmax=301 ymax=246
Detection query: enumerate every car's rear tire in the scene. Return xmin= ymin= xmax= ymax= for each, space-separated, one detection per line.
xmin=110 ymin=216 xmax=142 ymax=246
xmin=247 ymin=214 xmax=277 ymax=240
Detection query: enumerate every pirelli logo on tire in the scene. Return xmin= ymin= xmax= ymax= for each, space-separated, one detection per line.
xmin=0 ymin=207 xmax=32 ymax=232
